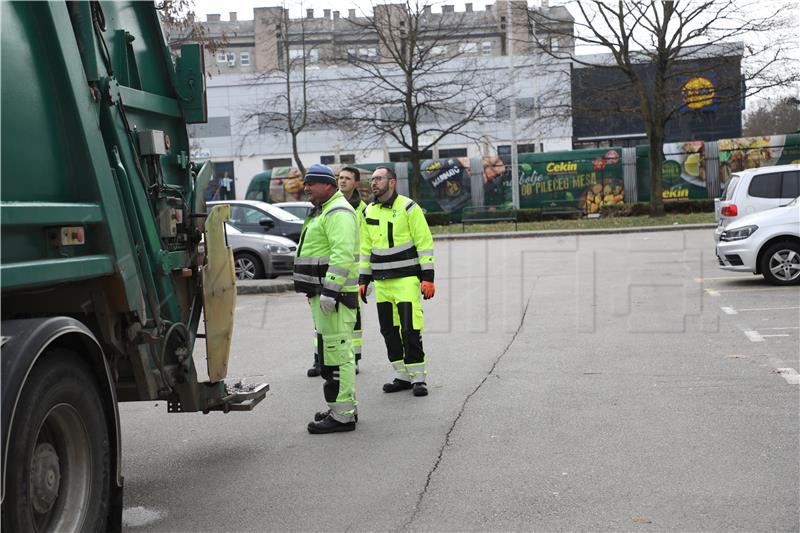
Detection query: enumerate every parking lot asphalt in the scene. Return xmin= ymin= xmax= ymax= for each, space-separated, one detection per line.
xmin=237 ymin=222 xmax=717 ymax=294
xmin=121 ymin=226 xmax=798 ymax=532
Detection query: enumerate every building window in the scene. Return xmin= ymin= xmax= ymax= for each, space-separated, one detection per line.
xmin=389 ymin=150 xmax=433 ymax=162
xmin=289 ymin=48 xmax=304 ymax=60
xmin=459 ymin=42 xmax=477 ymax=54
xmin=308 ymin=49 xmax=320 ymax=62
xmin=187 ymin=116 xmax=231 ymax=139
xmin=320 ymin=154 xmax=356 ymax=165
xmin=482 ymin=41 xmax=492 ymax=55
xmin=216 ymin=52 xmax=226 ymax=63
xmin=431 ymin=45 xmax=448 ymax=56
xmin=263 ymin=158 xmax=293 ymax=170
xmin=438 ymin=148 xmax=467 ymax=158
xmin=497 ymin=143 xmax=537 ymax=158
xmin=240 ymin=52 xmax=250 ymax=66
xmin=226 ymin=52 xmax=236 ymax=66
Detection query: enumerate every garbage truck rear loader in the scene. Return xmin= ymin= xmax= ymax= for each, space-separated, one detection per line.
xmin=0 ymin=2 xmax=266 ymax=530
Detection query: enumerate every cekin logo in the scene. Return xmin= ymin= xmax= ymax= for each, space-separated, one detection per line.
xmin=681 ymin=77 xmax=716 ymax=110
xmin=546 ymin=161 xmax=577 ymax=173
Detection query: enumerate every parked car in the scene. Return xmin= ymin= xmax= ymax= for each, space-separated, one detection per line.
xmin=714 ymin=164 xmax=800 ymax=241
xmin=226 ymin=224 xmax=296 ymax=280
xmin=207 ymin=199 xmax=304 ymax=242
xmin=273 ymin=201 xmax=314 ymax=220
xmin=715 ymin=197 xmax=800 ymax=285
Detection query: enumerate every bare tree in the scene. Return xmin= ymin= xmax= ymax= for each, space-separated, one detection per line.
xmin=334 ymin=1 xmax=498 ymax=199
xmin=530 ymin=0 xmax=799 ymax=215
xmin=743 ymin=96 xmax=800 ymax=136
xmin=158 ymin=1 xmax=227 ymax=56
xmin=239 ymin=5 xmax=321 ymax=175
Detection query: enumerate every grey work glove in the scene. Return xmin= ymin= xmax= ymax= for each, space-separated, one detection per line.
xmin=319 ymin=294 xmax=337 ymax=314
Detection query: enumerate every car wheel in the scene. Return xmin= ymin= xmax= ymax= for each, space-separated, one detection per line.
xmin=2 ymin=350 xmax=110 ymax=532
xmin=234 ymin=252 xmax=264 ymax=280
xmin=760 ymin=241 xmax=800 ymax=285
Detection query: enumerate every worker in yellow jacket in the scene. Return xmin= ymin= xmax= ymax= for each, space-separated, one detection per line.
xmin=294 ymin=164 xmax=359 ymax=433
xmin=358 ymin=166 xmax=435 ymax=397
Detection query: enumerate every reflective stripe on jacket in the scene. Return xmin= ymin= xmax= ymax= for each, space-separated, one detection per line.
xmin=359 ymin=192 xmax=435 ymax=282
xmin=294 ymin=190 xmax=359 ymax=297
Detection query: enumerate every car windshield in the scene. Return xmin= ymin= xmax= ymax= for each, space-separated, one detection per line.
xmin=210 ymin=201 xmax=301 ymax=222
xmin=257 ymin=202 xmax=302 ymax=221
xmin=724 ymin=175 xmax=740 ymax=201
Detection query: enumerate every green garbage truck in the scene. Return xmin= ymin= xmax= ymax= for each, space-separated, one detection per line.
xmin=1 ymin=2 xmax=267 ymax=530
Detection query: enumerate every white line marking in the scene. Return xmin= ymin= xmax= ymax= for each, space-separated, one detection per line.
xmin=706 ymin=289 xmax=720 ymax=297
xmin=761 ymin=334 xmax=791 ymax=338
xmin=744 ymin=330 xmax=764 ymax=342
xmin=774 ymin=368 xmax=800 ymax=385
xmin=760 ymin=326 xmax=800 ymax=330
xmin=721 ymin=306 xmax=737 ymax=315
xmin=736 ymin=306 xmax=800 ymax=312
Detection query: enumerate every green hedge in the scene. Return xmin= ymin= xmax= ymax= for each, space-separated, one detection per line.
xmin=600 ymin=200 xmax=715 ymax=217
xmin=425 ymin=199 xmax=715 ymax=226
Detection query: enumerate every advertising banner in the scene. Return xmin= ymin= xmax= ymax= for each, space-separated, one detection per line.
xmin=636 ymin=142 xmax=708 ymax=202
xmin=420 ymin=158 xmax=472 ymax=213
xmin=516 ymin=149 xmax=624 ymax=212
xmin=718 ymin=135 xmax=800 ymax=191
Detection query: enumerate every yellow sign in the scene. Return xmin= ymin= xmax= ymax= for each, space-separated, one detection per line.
xmin=546 ymin=161 xmax=577 ymax=173
xmin=681 ymin=77 xmax=715 ymax=110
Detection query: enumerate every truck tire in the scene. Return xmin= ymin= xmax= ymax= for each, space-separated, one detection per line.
xmin=234 ymin=252 xmax=264 ymax=280
xmin=760 ymin=240 xmax=800 ymax=285
xmin=2 ymin=350 xmax=110 ymax=532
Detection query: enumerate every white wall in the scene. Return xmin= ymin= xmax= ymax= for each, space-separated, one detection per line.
xmin=191 ymin=54 xmax=575 ymax=198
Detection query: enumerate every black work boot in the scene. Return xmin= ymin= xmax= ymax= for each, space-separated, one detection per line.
xmin=412 ymin=382 xmax=428 ymax=397
xmin=383 ymin=378 xmax=413 ymax=393
xmin=307 ymin=354 xmax=321 ymax=377
xmin=315 ymin=409 xmax=358 ymax=423
xmin=307 ymin=415 xmax=356 ymax=434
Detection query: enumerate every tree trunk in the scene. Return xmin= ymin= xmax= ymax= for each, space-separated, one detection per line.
xmin=648 ymin=127 xmax=665 ymax=217
xmin=291 ymin=133 xmax=305 ymax=176
xmin=409 ymin=152 xmax=422 ymax=201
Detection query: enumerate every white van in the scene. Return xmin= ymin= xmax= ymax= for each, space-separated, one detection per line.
xmin=714 ymin=164 xmax=800 ymax=241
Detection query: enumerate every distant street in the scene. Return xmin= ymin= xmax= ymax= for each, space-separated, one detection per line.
xmin=120 ymin=229 xmax=799 ymax=532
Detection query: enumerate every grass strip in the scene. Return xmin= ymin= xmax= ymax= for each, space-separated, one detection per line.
xmin=430 ymin=212 xmax=715 ymax=235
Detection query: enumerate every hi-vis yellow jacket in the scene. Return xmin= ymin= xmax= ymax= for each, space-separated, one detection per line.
xmin=359 ymin=192 xmax=434 ymax=283
xmin=293 ymin=190 xmax=359 ymax=300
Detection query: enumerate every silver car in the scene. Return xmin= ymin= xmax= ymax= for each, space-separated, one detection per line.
xmin=273 ymin=201 xmax=314 ymax=220
xmin=226 ymin=224 xmax=296 ymax=280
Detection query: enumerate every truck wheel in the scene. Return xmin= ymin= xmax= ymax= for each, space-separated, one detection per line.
xmin=760 ymin=241 xmax=800 ymax=285
xmin=2 ymin=350 xmax=110 ymax=532
xmin=234 ymin=252 xmax=264 ymax=280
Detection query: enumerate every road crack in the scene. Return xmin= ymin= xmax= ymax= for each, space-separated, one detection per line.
xmin=400 ymin=288 xmax=535 ymax=531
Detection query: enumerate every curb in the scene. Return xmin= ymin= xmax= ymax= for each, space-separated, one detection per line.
xmin=236 ymin=279 xmax=295 ymax=295
xmin=238 ymin=224 xmax=717 ymax=294
xmin=432 ymin=223 xmax=717 ymax=241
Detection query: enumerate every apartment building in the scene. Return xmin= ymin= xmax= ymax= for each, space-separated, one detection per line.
xmin=164 ymin=2 xmax=575 ymax=196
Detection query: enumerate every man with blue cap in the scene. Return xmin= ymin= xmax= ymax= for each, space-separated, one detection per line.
xmin=293 ymin=164 xmax=360 ymax=433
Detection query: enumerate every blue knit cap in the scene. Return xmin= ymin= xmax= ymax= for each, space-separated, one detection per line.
xmin=303 ymin=164 xmax=337 ymax=186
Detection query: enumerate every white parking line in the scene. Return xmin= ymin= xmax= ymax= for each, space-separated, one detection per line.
xmin=761 ymin=334 xmax=791 ymax=338
xmin=737 ymin=306 xmax=800 ymax=312
xmin=705 ymin=288 xmax=720 ymax=297
xmin=774 ymin=368 xmax=800 ymax=385
xmin=744 ymin=330 xmax=764 ymax=342
xmin=760 ymin=326 xmax=800 ymax=330
xmin=721 ymin=306 xmax=737 ymax=315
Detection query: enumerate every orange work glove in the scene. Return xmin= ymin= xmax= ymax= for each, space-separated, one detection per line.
xmin=420 ymin=281 xmax=436 ymax=300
